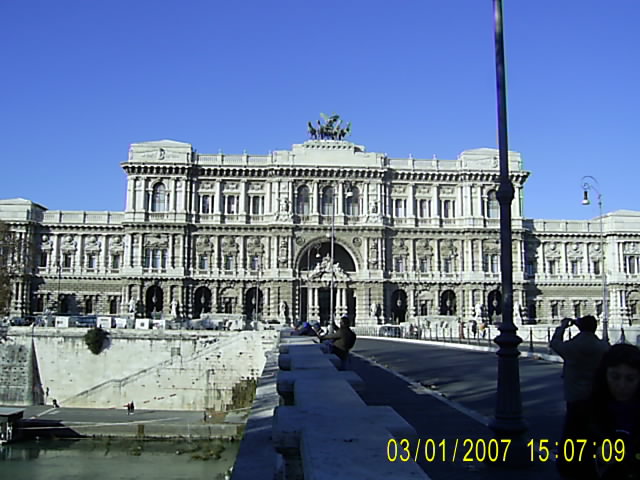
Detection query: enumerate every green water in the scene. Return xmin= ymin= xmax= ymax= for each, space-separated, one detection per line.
xmin=0 ymin=438 xmax=239 ymax=480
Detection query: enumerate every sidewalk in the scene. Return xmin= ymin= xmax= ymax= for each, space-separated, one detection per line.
xmin=349 ymin=351 xmax=563 ymax=480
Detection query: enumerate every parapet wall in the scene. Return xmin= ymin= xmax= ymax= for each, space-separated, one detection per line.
xmin=0 ymin=328 xmax=279 ymax=410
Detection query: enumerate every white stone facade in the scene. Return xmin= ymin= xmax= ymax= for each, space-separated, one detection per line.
xmin=1 ymin=139 xmax=639 ymax=327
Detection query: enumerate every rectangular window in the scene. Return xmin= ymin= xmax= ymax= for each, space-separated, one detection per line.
xmin=224 ymin=255 xmax=235 ymax=271
xmin=394 ymin=257 xmax=405 ymax=272
xmin=39 ymin=251 xmax=48 ymax=268
xmin=418 ymin=199 xmax=427 ymax=218
xmin=596 ymin=302 xmax=603 ymax=316
xmin=625 ymin=255 xmax=639 ymax=274
xmin=548 ymin=260 xmax=557 ymax=274
xmin=419 ymin=258 xmax=429 ymax=272
xmin=551 ymin=303 xmax=559 ymax=318
xmin=394 ymin=199 xmax=405 ymax=218
xmin=570 ymin=260 xmax=580 ymax=275
xmin=226 ymin=196 xmax=237 ymax=214
xmin=250 ymin=255 xmax=261 ymax=270
xmin=201 ymin=195 xmax=210 ymax=214
xmin=111 ymin=254 xmax=121 ymax=269
xmin=198 ymin=254 xmax=208 ymax=270
xmin=86 ymin=254 xmax=96 ymax=269
xmin=63 ymin=253 xmax=72 ymax=268
xmin=592 ymin=260 xmax=601 ymax=275
xmin=251 ymin=196 xmax=263 ymax=215
xmin=443 ymin=257 xmax=452 ymax=273
xmin=573 ymin=303 xmax=581 ymax=318
xmin=525 ymin=262 xmax=535 ymax=276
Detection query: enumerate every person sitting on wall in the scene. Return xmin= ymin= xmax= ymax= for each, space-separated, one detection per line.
xmin=293 ymin=321 xmax=315 ymax=336
xmin=316 ymin=314 xmax=357 ymax=369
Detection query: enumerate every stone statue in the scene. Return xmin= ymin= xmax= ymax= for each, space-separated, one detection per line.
xmin=279 ymin=301 xmax=288 ymax=321
xmin=474 ymin=303 xmax=483 ymax=321
xmin=513 ymin=302 xmax=522 ymax=324
xmin=370 ymin=302 xmax=379 ymax=318
xmin=308 ymin=113 xmax=351 ymax=140
xmin=171 ymin=298 xmax=179 ymax=318
xmin=128 ymin=297 xmax=137 ymax=314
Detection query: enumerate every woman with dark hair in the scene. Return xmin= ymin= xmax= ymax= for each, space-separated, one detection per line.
xmin=588 ymin=343 xmax=640 ymax=479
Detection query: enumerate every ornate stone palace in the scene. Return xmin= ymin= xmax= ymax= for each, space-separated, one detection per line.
xmin=1 ymin=138 xmax=640 ymax=326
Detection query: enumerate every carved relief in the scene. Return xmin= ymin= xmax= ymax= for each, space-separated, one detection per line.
xmin=567 ymin=242 xmax=583 ymax=259
xmin=144 ymin=234 xmax=169 ymax=248
xmin=440 ymin=186 xmax=455 ymax=196
xmin=352 ymin=237 xmax=362 ymax=247
xmin=544 ymin=242 xmax=561 ymax=258
xmin=41 ymin=235 xmax=53 ymax=252
xmin=393 ymin=238 xmax=408 ymax=254
xmin=61 ymin=235 xmax=77 ymax=252
xmin=246 ymin=236 xmax=264 ymax=255
xmin=221 ymin=236 xmax=239 ymax=255
xmin=624 ymin=242 xmax=639 ymax=254
xmin=223 ymin=182 xmax=239 ymax=191
xmin=277 ymin=238 xmax=288 ymax=267
xmin=368 ymin=239 xmax=379 ymax=268
xmin=109 ymin=236 xmax=124 ymax=253
xmin=85 ymin=235 xmax=101 ymax=253
xmin=196 ymin=236 xmax=214 ymax=252
xmin=416 ymin=239 xmax=433 ymax=255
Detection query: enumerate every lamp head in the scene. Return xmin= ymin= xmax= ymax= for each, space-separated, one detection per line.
xmin=582 ymin=190 xmax=590 ymax=206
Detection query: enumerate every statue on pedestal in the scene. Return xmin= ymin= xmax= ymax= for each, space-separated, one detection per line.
xmin=171 ymin=298 xmax=179 ymax=319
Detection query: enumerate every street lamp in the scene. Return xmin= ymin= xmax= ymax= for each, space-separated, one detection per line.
xmin=253 ymin=256 xmax=261 ymax=324
xmin=306 ymin=244 xmax=321 ymax=323
xmin=56 ymin=260 xmax=61 ymax=314
xmin=581 ymin=175 xmax=608 ymax=343
xmin=489 ymin=0 xmax=528 ymax=463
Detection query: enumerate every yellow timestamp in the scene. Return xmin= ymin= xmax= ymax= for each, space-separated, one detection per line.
xmin=527 ymin=438 xmax=625 ymax=463
xmin=387 ymin=438 xmax=512 ymax=463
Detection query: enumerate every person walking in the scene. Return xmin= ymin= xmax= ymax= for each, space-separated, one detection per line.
xmin=550 ymin=315 xmax=609 ymax=478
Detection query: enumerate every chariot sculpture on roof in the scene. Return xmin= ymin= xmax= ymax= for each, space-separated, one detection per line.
xmin=308 ymin=113 xmax=351 ymax=140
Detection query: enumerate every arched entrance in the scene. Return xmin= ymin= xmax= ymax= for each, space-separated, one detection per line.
xmin=145 ymin=286 xmax=163 ymax=317
xmin=391 ymin=289 xmax=407 ymax=324
xmin=298 ymin=240 xmax=357 ymax=325
xmin=244 ymin=287 xmax=263 ymax=320
xmin=440 ymin=290 xmax=456 ymax=315
xmin=193 ymin=286 xmax=211 ymax=319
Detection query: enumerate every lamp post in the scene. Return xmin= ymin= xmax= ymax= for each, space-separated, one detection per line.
xmin=328 ymin=185 xmax=352 ymax=330
xmin=253 ymin=256 xmax=261 ymax=325
xmin=56 ymin=260 xmax=61 ymax=314
xmin=306 ymin=244 xmax=321 ymax=323
xmin=581 ymin=175 xmax=608 ymax=342
xmin=489 ymin=0 xmax=528 ymax=461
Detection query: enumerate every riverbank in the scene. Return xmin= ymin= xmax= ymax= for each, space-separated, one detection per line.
xmin=10 ymin=405 xmax=249 ymax=441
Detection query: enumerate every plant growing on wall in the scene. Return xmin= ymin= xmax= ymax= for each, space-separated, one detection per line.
xmin=84 ymin=327 xmax=110 ymax=354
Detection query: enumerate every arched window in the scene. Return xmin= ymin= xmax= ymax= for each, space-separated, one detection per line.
xmin=345 ymin=186 xmax=360 ymax=216
xmin=296 ymin=185 xmax=310 ymax=215
xmin=151 ymin=183 xmax=168 ymax=212
xmin=487 ymin=190 xmax=499 ymax=218
xmin=321 ymin=186 xmax=334 ymax=216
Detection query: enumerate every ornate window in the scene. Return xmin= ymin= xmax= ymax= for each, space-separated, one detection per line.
xmin=547 ymin=260 xmax=557 ymax=274
xmin=39 ymin=251 xmax=48 ymax=268
xmin=111 ymin=254 xmax=121 ymax=270
xmin=109 ymin=298 xmax=118 ymax=315
xmin=394 ymin=199 xmax=406 ymax=218
xmin=250 ymin=255 xmax=261 ymax=270
xmin=224 ymin=255 xmax=235 ymax=271
xmin=198 ymin=254 xmax=208 ymax=270
xmin=296 ymin=185 xmax=310 ymax=215
xmin=85 ymin=297 xmax=93 ymax=314
xmin=86 ymin=254 xmax=96 ymax=270
xmin=250 ymin=196 xmax=264 ymax=215
xmin=345 ymin=187 xmax=360 ymax=216
xmin=487 ymin=190 xmax=499 ymax=218
xmin=592 ymin=260 xmax=601 ymax=275
xmin=570 ymin=260 xmax=580 ymax=275
xmin=62 ymin=253 xmax=72 ymax=269
xmin=418 ymin=199 xmax=430 ymax=218
xmin=483 ymin=254 xmax=500 ymax=273
xmin=394 ymin=256 xmax=405 ymax=272
xmin=151 ymin=183 xmax=168 ymax=212
xmin=200 ymin=195 xmax=211 ymax=214
xmin=225 ymin=195 xmax=238 ymax=214
xmin=625 ymin=255 xmax=640 ymax=274
xmin=321 ymin=186 xmax=334 ymax=216
xmin=144 ymin=248 xmax=167 ymax=269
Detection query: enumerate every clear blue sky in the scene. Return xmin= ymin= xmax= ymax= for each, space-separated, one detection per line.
xmin=1 ymin=1 xmax=637 ymax=220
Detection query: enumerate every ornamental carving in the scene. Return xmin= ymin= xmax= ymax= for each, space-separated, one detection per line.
xmin=221 ymin=236 xmax=239 ymax=255
xmin=440 ymin=186 xmax=455 ymax=195
xmin=393 ymin=238 xmax=409 ymax=254
xmin=440 ymin=240 xmax=458 ymax=257
xmin=61 ymin=235 xmax=77 ymax=252
xmin=368 ymin=240 xmax=379 ymax=268
xmin=544 ymin=242 xmax=561 ymax=258
xmin=624 ymin=242 xmax=640 ymax=254
xmin=246 ymin=236 xmax=265 ymax=255
xmin=144 ymin=234 xmax=169 ymax=248
xmin=352 ymin=237 xmax=362 ymax=247
xmin=109 ymin=236 xmax=124 ymax=253
xmin=84 ymin=235 xmax=101 ymax=253
xmin=416 ymin=239 xmax=433 ymax=255
xmin=196 ymin=236 xmax=214 ymax=252
xmin=277 ymin=238 xmax=288 ymax=267
xmin=567 ymin=243 xmax=583 ymax=259
xmin=41 ymin=235 xmax=53 ymax=252
xmin=223 ymin=182 xmax=239 ymax=191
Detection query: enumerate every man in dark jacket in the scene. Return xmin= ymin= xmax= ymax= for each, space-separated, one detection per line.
xmin=318 ymin=314 xmax=357 ymax=369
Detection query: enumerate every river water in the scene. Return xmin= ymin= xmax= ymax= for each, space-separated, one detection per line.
xmin=0 ymin=438 xmax=239 ymax=480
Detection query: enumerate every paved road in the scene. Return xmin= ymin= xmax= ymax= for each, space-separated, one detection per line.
xmin=351 ymin=337 xmax=567 ymax=479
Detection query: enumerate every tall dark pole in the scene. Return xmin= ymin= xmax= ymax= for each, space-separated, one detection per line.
xmin=490 ymin=0 xmax=528 ymax=457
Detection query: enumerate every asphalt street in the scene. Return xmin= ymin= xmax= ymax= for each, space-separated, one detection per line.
xmin=352 ymin=337 xmax=565 ymax=442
